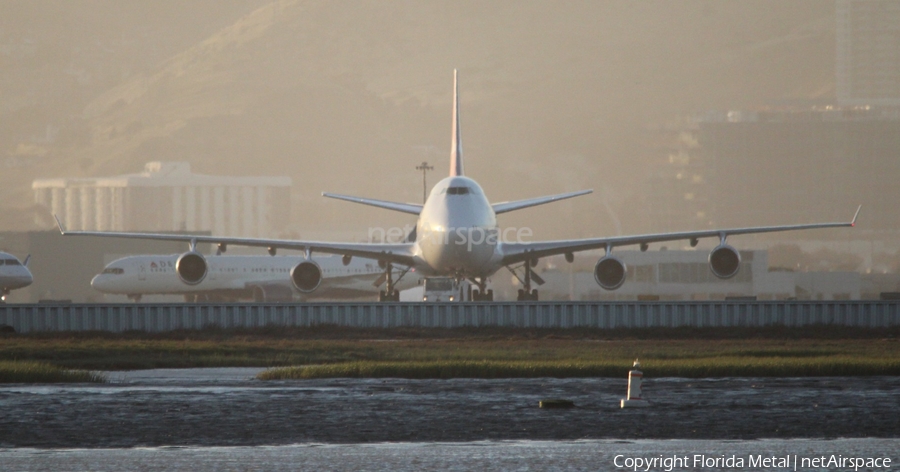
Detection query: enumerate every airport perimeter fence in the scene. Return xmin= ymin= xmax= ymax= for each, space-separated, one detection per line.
xmin=1 ymin=301 xmax=898 ymax=333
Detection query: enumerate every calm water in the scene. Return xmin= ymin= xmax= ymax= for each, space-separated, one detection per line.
xmin=3 ymin=439 xmax=898 ymax=471
xmin=1 ymin=368 xmax=898 ymax=470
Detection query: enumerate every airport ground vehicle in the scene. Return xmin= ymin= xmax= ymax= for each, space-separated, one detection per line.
xmin=423 ymin=277 xmax=472 ymax=302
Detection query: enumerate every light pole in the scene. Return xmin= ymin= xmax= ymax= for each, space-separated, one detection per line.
xmin=416 ymin=161 xmax=433 ymax=203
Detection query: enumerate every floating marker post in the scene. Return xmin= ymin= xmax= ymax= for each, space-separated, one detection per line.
xmin=539 ymin=398 xmax=575 ymax=409
xmin=620 ymin=359 xmax=649 ymax=408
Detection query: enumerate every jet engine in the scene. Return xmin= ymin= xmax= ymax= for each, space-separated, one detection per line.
xmin=709 ymin=244 xmax=741 ymax=279
xmin=176 ymin=252 xmax=207 ymax=285
xmin=594 ymin=256 xmax=627 ymax=290
xmin=291 ymin=260 xmax=323 ymax=293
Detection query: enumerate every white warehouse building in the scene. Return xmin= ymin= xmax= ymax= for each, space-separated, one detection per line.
xmin=33 ymin=161 xmax=292 ymax=237
xmin=531 ymin=249 xmax=860 ymax=302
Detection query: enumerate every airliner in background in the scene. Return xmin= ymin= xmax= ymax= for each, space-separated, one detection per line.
xmin=57 ymin=70 xmax=860 ymax=302
xmin=0 ymin=252 xmax=33 ymax=302
xmin=92 ymin=254 xmax=419 ymax=302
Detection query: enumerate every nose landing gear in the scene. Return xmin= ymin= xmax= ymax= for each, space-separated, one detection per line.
xmin=470 ymin=277 xmax=493 ymax=301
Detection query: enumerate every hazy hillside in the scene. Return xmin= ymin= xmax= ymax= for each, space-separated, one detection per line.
xmin=1 ymin=0 xmax=835 ymax=237
xmin=0 ymin=0 xmax=270 ymax=227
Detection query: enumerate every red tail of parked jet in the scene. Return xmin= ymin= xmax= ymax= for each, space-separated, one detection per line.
xmin=450 ymin=69 xmax=464 ymax=177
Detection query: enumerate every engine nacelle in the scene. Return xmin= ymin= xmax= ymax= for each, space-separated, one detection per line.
xmin=176 ymin=252 xmax=207 ymax=285
xmin=594 ymin=256 xmax=627 ymax=290
xmin=709 ymin=244 xmax=741 ymax=279
xmin=291 ymin=260 xmax=323 ymax=293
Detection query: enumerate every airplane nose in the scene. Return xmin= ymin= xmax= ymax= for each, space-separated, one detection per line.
xmin=10 ymin=269 xmax=32 ymax=289
xmin=90 ymin=274 xmax=106 ymax=290
xmin=445 ymin=227 xmax=466 ymax=246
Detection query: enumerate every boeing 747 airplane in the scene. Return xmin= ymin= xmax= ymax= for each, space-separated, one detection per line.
xmin=57 ymin=70 xmax=859 ymax=301
xmin=0 ymin=252 xmax=33 ymax=302
xmin=92 ymin=254 xmax=418 ymax=302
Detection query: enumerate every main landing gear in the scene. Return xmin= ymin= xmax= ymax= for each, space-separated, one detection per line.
xmin=378 ymin=289 xmax=400 ymax=302
xmin=509 ymin=261 xmax=544 ymax=301
xmin=376 ymin=262 xmax=407 ymax=302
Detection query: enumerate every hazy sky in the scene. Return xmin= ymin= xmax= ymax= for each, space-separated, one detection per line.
xmin=1 ymin=1 xmax=841 ymax=240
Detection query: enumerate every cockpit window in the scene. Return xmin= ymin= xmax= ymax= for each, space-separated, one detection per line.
xmin=102 ymin=268 xmax=125 ymax=275
xmin=1 ymin=259 xmax=19 ymax=266
xmin=445 ymin=186 xmax=470 ymax=195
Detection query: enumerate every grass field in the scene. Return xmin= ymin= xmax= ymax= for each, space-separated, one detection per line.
xmin=258 ymin=355 xmax=900 ymax=380
xmin=1 ymin=325 xmax=898 ymax=382
xmin=0 ymin=361 xmax=106 ymax=383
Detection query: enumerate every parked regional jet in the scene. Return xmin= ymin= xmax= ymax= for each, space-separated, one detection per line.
xmin=0 ymin=252 xmax=33 ymax=302
xmin=92 ymin=254 xmax=418 ymax=302
xmin=56 ymin=70 xmax=860 ymax=301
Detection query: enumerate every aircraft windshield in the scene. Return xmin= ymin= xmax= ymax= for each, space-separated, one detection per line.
xmin=1 ymin=259 xmax=20 ymax=265
xmin=445 ymin=186 xmax=470 ymax=195
xmin=101 ymin=268 xmax=125 ymax=275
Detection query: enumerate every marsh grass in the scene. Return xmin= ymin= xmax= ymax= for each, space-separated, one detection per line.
xmin=0 ymin=361 xmax=105 ymax=383
xmin=1 ymin=325 xmax=898 ymax=377
xmin=258 ymin=355 xmax=900 ymax=380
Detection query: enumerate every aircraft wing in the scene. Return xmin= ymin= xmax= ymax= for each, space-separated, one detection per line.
xmin=322 ymin=192 xmax=422 ymax=215
xmin=500 ymin=206 xmax=860 ymax=265
xmin=55 ymin=217 xmax=417 ymax=266
xmin=492 ymin=189 xmax=592 ymax=215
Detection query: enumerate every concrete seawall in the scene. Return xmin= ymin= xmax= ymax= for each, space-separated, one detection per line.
xmin=1 ymin=301 xmax=898 ymax=333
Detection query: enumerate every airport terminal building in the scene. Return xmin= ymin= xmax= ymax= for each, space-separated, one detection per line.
xmin=32 ymin=161 xmax=291 ymax=238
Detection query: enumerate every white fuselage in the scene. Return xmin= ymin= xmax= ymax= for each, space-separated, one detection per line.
xmin=414 ymin=176 xmax=502 ymax=277
xmin=92 ymin=254 xmax=418 ymax=300
xmin=0 ymin=252 xmax=33 ymax=298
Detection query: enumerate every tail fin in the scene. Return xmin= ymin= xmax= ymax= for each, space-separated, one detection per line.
xmin=450 ymin=69 xmax=464 ymax=177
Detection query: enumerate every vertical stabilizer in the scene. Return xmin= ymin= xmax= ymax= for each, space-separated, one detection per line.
xmin=450 ymin=69 xmax=464 ymax=176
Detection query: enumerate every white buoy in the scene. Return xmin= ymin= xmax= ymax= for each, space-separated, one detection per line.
xmin=620 ymin=359 xmax=649 ymax=408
